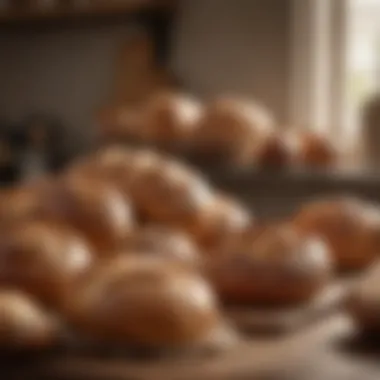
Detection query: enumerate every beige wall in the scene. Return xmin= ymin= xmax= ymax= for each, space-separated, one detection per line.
xmin=172 ymin=0 xmax=291 ymax=122
xmin=0 ymin=0 xmax=291 ymax=141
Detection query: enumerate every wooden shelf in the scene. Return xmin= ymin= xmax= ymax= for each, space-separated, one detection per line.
xmin=0 ymin=1 xmax=176 ymax=26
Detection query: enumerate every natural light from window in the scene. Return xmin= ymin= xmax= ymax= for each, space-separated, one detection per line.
xmin=345 ymin=0 xmax=380 ymax=137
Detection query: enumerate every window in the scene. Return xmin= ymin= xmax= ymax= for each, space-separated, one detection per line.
xmin=290 ymin=0 xmax=380 ymax=142
xmin=344 ymin=0 xmax=380 ymax=138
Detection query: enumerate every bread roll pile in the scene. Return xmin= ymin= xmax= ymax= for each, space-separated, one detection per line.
xmin=98 ymin=91 xmax=340 ymax=170
xmin=0 ymin=147 xmax=251 ymax=351
xmin=0 ymin=143 xmax=377 ymax=352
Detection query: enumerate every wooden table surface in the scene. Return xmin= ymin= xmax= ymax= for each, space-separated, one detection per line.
xmin=3 ymin=313 xmax=380 ymax=380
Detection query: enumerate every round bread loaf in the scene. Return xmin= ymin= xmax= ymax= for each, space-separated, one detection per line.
xmin=207 ymin=224 xmax=332 ymax=305
xmin=0 ymin=221 xmax=94 ymax=308
xmin=0 ymin=290 xmax=58 ymax=349
xmin=192 ymin=97 xmax=274 ymax=166
xmin=42 ymin=175 xmax=135 ymax=255
xmin=132 ymin=159 xmax=215 ymax=226
xmin=294 ymin=197 xmax=380 ymax=270
xmin=141 ymin=91 xmax=203 ymax=147
xmin=0 ymin=178 xmax=54 ymax=227
xmin=65 ymin=256 xmax=231 ymax=348
xmin=253 ymin=131 xmax=294 ymax=169
xmin=286 ymin=130 xmax=338 ymax=169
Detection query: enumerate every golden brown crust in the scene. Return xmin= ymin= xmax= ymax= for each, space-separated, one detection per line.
xmin=0 ymin=178 xmax=55 ymax=227
xmin=65 ymin=256 xmax=224 ymax=347
xmin=207 ymin=225 xmax=332 ymax=305
xmin=0 ymin=221 xmax=94 ymax=308
xmin=42 ymin=176 xmax=136 ymax=256
xmin=141 ymin=91 xmax=203 ymax=146
xmin=294 ymin=197 xmax=380 ymax=270
xmin=286 ymin=130 xmax=338 ymax=169
xmin=253 ymin=132 xmax=295 ymax=169
xmin=0 ymin=290 xmax=58 ymax=349
xmin=132 ymin=159 xmax=215 ymax=226
xmin=190 ymin=194 xmax=252 ymax=254
xmin=192 ymin=97 xmax=274 ymax=165
xmin=124 ymin=225 xmax=201 ymax=266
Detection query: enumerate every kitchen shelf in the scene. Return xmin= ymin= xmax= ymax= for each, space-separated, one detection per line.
xmin=199 ymin=166 xmax=380 ymax=220
xmin=0 ymin=1 xmax=176 ymax=27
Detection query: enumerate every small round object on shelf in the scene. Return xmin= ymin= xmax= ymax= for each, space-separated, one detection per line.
xmin=65 ymin=256 xmax=233 ymax=349
xmin=0 ymin=290 xmax=58 ymax=349
xmin=0 ymin=220 xmax=94 ymax=308
xmin=125 ymin=225 xmax=201 ymax=266
xmin=42 ymin=175 xmax=135 ymax=256
xmin=253 ymin=131 xmax=294 ymax=169
xmin=192 ymin=96 xmax=274 ymax=166
xmin=141 ymin=91 xmax=203 ymax=148
xmin=294 ymin=197 xmax=380 ymax=270
xmin=207 ymin=224 xmax=333 ymax=305
xmin=286 ymin=130 xmax=338 ymax=169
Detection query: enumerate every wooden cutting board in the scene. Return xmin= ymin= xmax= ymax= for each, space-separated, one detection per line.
xmin=3 ymin=314 xmax=380 ymax=380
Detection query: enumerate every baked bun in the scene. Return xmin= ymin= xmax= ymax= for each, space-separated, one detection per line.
xmin=207 ymin=224 xmax=332 ymax=305
xmin=65 ymin=256 xmax=230 ymax=348
xmin=68 ymin=148 xmax=166 ymax=201
xmin=132 ymin=159 xmax=215 ymax=226
xmin=193 ymin=97 xmax=274 ymax=166
xmin=191 ymin=194 xmax=252 ymax=254
xmin=0 ymin=221 xmax=94 ymax=308
xmin=286 ymin=130 xmax=338 ymax=169
xmin=253 ymin=132 xmax=294 ymax=169
xmin=42 ymin=176 xmax=135 ymax=255
xmin=142 ymin=91 xmax=203 ymax=147
xmin=125 ymin=225 xmax=201 ymax=265
xmin=0 ymin=178 xmax=53 ymax=227
xmin=346 ymin=263 xmax=380 ymax=333
xmin=0 ymin=290 xmax=58 ymax=349
xmin=294 ymin=198 xmax=380 ymax=270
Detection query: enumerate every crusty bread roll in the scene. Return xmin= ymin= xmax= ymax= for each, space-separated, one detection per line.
xmin=42 ymin=175 xmax=135 ymax=255
xmin=0 ymin=290 xmax=58 ymax=349
xmin=190 ymin=194 xmax=252 ymax=254
xmin=0 ymin=221 xmax=94 ymax=308
xmin=141 ymin=91 xmax=203 ymax=147
xmin=207 ymin=224 xmax=332 ymax=305
xmin=286 ymin=130 xmax=338 ymax=169
xmin=65 ymin=256 xmax=230 ymax=348
xmin=192 ymin=97 xmax=274 ymax=166
xmin=0 ymin=178 xmax=54 ymax=227
xmin=252 ymin=131 xmax=294 ymax=169
xmin=67 ymin=148 xmax=165 ymax=200
xmin=294 ymin=198 xmax=380 ymax=270
xmin=132 ymin=159 xmax=215 ymax=226
xmin=346 ymin=262 xmax=380 ymax=333
xmin=125 ymin=225 xmax=201 ymax=266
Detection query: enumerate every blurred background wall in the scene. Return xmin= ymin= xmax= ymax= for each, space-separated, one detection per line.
xmin=172 ymin=0 xmax=291 ymax=121
xmin=0 ymin=0 xmax=291 ymax=142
